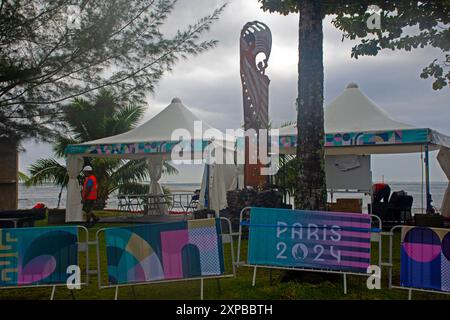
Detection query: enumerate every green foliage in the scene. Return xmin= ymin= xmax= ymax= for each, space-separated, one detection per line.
xmin=258 ymin=0 xmax=450 ymax=90
xmin=25 ymin=158 xmax=69 ymax=187
xmin=258 ymin=0 xmax=299 ymax=15
xmin=274 ymin=154 xmax=297 ymax=196
xmin=272 ymin=121 xmax=298 ymax=197
xmin=53 ymin=88 xmax=145 ymax=157
xmin=332 ymin=1 xmax=450 ymax=90
xmin=18 ymin=171 xmax=29 ymax=183
xmin=0 ymin=0 xmax=226 ymax=142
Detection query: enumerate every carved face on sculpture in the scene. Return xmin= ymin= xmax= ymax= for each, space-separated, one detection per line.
xmin=240 ymin=21 xmax=272 ymax=132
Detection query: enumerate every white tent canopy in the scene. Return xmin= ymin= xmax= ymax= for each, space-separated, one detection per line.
xmin=82 ymin=97 xmax=216 ymax=145
xmin=277 ymin=82 xmax=449 ymax=155
xmin=280 ymin=82 xmax=414 ymax=136
xmin=276 ymin=82 xmax=450 ymax=216
xmin=65 ymin=97 xmax=237 ymax=222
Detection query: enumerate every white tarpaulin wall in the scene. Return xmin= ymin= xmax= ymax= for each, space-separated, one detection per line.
xmin=325 ymin=155 xmax=372 ymax=192
xmin=147 ymin=154 xmax=167 ymax=215
xmin=198 ymin=138 xmax=241 ymax=215
xmin=65 ymin=155 xmax=84 ymax=222
xmin=199 ymin=163 xmax=240 ymax=214
xmin=65 ymin=97 xmax=235 ymax=222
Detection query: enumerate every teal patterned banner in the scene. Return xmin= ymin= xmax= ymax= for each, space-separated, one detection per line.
xmin=279 ymin=128 xmax=430 ymax=149
xmin=247 ymin=208 xmax=372 ymax=273
xmin=65 ymin=139 xmax=210 ymax=155
xmin=0 ymin=226 xmax=78 ymax=287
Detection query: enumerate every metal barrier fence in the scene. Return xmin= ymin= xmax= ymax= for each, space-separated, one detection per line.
xmin=0 ymin=225 xmax=90 ymax=300
xmin=95 ymin=217 xmax=235 ymax=300
xmin=236 ymin=207 xmax=382 ymax=294
xmin=386 ymin=225 xmax=450 ymax=300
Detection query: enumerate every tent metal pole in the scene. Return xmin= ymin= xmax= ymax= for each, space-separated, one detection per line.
xmin=281 ymin=154 xmax=287 ymax=204
xmin=205 ymin=164 xmax=210 ymax=210
xmin=421 ymin=146 xmax=424 ymax=214
xmin=424 ymin=144 xmax=433 ymax=213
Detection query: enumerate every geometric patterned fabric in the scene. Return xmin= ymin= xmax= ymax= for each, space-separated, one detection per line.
xmin=105 ymin=219 xmax=224 ymax=284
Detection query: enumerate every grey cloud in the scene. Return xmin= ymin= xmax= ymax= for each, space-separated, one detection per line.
xmin=20 ymin=0 xmax=450 ymax=183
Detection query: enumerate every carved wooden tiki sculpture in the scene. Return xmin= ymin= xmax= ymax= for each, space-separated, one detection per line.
xmin=240 ymin=21 xmax=272 ymax=188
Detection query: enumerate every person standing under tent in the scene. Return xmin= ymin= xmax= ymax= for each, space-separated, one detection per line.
xmin=81 ymin=165 xmax=99 ymax=225
xmin=372 ymin=182 xmax=391 ymax=204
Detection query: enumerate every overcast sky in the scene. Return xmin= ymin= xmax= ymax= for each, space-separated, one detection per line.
xmin=20 ymin=0 xmax=450 ymax=183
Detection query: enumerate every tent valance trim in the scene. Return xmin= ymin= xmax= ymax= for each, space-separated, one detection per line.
xmin=279 ymin=128 xmax=431 ymax=149
xmin=65 ymin=139 xmax=211 ymax=156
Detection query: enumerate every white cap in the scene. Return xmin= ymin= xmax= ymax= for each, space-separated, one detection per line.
xmin=83 ymin=165 xmax=93 ymax=172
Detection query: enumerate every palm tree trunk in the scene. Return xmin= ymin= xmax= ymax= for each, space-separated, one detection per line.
xmin=295 ymin=0 xmax=327 ymax=211
xmin=57 ymin=184 xmax=64 ymax=208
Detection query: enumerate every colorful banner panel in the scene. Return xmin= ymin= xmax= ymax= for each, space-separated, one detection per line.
xmin=400 ymin=226 xmax=450 ymax=292
xmin=105 ymin=219 xmax=225 ymax=285
xmin=247 ymin=208 xmax=372 ymax=273
xmin=65 ymin=139 xmax=210 ymax=156
xmin=0 ymin=226 xmax=78 ymax=287
xmin=279 ymin=128 xmax=430 ymax=149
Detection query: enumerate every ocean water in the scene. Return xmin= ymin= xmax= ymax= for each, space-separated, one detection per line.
xmin=18 ymin=182 xmax=447 ymax=212
xmin=325 ymin=182 xmax=447 ymax=214
xmin=18 ymin=182 xmax=202 ymax=210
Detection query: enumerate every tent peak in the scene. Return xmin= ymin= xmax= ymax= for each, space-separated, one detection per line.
xmin=171 ymin=97 xmax=182 ymax=103
xmin=346 ymin=82 xmax=359 ymax=89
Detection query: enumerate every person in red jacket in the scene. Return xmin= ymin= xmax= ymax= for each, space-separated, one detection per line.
xmin=373 ymin=182 xmax=391 ymax=204
xmin=81 ymin=165 xmax=99 ymax=225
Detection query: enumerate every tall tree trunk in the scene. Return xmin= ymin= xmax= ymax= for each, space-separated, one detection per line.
xmin=0 ymin=139 xmax=18 ymax=211
xmin=295 ymin=0 xmax=327 ymax=211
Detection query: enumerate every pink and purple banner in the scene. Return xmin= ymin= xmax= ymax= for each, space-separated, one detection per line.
xmin=105 ymin=219 xmax=225 ymax=285
xmin=247 ymin=207 xmax=372 ymax=273
xmin=401 ymin=226 xmax=450 ymax=292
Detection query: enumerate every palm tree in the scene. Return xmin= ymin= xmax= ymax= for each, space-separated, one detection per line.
xmin=25 ymin=159 xmax=68 ymax=208
xmin=274 ymin=121 xmax=298 ymax=198
xmin=25 ymin=89 xmax=178 ymax=209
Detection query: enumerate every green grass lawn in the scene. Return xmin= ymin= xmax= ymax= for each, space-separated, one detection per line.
xmin=1 ymin=213 xmax=449 ymax=300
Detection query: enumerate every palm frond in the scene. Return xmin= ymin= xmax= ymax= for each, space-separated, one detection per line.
xmin=110 ymin=159 xmax=150 ymax=186
xmin=25 ymin=158 xmax=68 ymax=187
xmin=18 ymin=171 xmax=29 ymax=182
xmin=163 ymin=161 xmax=179 ymax=176
xmin=274 ymin=154 xmax=298 ymax=196
xmin=53 ymin=136 xmax=80 ymax=158
xmin=278 ymin=120 xmax=297 ymax=128
xmin=63 ymin=97 xmax=93 ymax=142
xmin=107 ymin=103 xmax=146 ymax=134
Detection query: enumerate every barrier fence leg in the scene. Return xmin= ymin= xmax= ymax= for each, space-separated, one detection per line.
xmin=408 ymin=289 xmax=412 ymax=300
xmin=388 ymin=233 xmax=393 ymax=289
xmin=70 ymin=290 xmax=76 ymax=300
xmin=378 ymin=233 xmax=382 ymax=270
xmin=200 ymin=278 xmax=204 ymax=300
xmin=252 ymin=267 xmax=257 ymax=287
xmin=114 ymin=286 xmax=119 ymax=300
xmin=50 ymin=285 xmax=56 ymax=300
xmin=343 ymin=273 xmax=347 ymax=295
xmin=132 ymin=286 xmax=137 ymax=299
xmin=269 ymin=270 xmax=273 ymax=286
